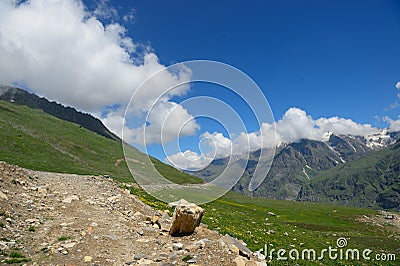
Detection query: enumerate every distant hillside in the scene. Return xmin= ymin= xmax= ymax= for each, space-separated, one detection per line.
xmin=0 ymin=100 xmax=202 ymax=184
xmin=0 ymin=85 xmax=118 ymax=140
xmin=297 ymin=140 xmax=400 ymax=210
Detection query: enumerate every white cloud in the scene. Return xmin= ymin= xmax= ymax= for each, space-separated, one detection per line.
xmin=101 ymin=110 xmax=125 ymax=137
xmin=201 ymin=132 xmax=232 ymax=158
xmin=123 ymin=10 xmax=135 ymax=23
xmin=166 ymin=150 xmax=213 ymax=171
xmin=129 ymin=101 xmax=200 ymax=145
xmin=384 ymin=116 xmax=400 ymax=132
xmin=396 ymin=81 xmax=400 ymax=90
xmin=92 ymin=0 xmax=119 ymax=20
xmin=0 ymin=0 xmax=195 ymax=141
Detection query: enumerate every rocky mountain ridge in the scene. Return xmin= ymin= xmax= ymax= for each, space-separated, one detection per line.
xmin=0 ymin=85 xmax=118 ymax=141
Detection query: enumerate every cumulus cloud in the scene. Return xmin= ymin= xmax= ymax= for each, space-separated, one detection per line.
xmin=396 ymin=81 xmax=400 ymax=90
xmin=201 ymin=132 xmax=232 ymax=158
xmin=166 ymin=150 xmax=213 ymax=171
xmin=384 ymin=116 xmax=400 ymax=132
xmin=128 ymin=101 xmax=200 ymax=145
xmin=0 ymin=0 xmax=195 ymax=141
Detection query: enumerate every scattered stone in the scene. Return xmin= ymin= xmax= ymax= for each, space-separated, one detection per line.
xmin=234 ymin=256 xmax=248 ymax=266
xmin=155 ymin=252 xmax=168 ymax=261
xmin=152 ymin=215 xmax=159 ymax=224
xmin=104 ymin=235 xmax=119 ymax=240
xmin=0 ymin=191 xmax=8 ymax=200
xmin=63 ymin=242 xmax=77 ymax=249
xmin=219 ymin=234 xmax=252 ymax=259
xmin=186 ymin=257 xmax=198 ymax=264
xmin=266 ymin=229 xmax=275 ymax=234
xmin=172 ymin=242 xmax=183 ymax=251
xmin=36 ymin=186 xmax=48 ymax=194
xmin=169 ymin=200 xmax=204 ymax=236
xmin=84 ymin=256 xmax=92 ymax=263
xmin=137 ymin=258 xmax=153 ymax=265
xmin=137 ymin=228 xmax=144 ymax=236
xmin=60 ymin=222 xmax=74 ymax=227
xmin=134 ymin=253 xmax=147 ymax=260
xmin=267 ymin=211 xmax=277 ymax=216
xmin=195 ymin=238 xmax=211 ymax=248
xmin=185 ymin=245 xmax=198 ymax=252
xmin=62 ymin=195 xmax=80 ymax=203
xmin=168 ymin=253 xmax=178 ymax=261
xmin=385 ymin=214 xmax=394 ymax=220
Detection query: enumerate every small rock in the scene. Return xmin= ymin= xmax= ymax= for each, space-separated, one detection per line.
xmin=64 ymin=242 xmax=77 ymax=249
xmin=168 ymin=253 xmax=178 ymax=261
xmin=155 ymin=252 xmax=168 ymax=261
xmin=219 ymin=234 xmax=251 ymax=259
xmin=151 ymin=215 xmax=159 ymax=224
xmin=84 ymin=256 xmax=92 ymax=263
xmin=134 ymin=253 xmax=147 ymax=260
xmin=60 ymin=222 xmax=74 ymax=227
xmin=62 ymin=195 xmax=80 ymax=203
xmin=137 ymin=258 xmax=153 ymax=265
xmin=266 ymin=229 xmax=275 ymax=234
xmin=234 ymin=256 xmax=247 ymax=266
xmin=107 ymin=195 xmax=120 ymax=203
xmin=195 ymin=238 xmax=211 ymax=248
xmin=186 ymin=257 xmax=198 ymax=264
xmin=161 ymin=224 xmax=170 ymax=232
xmin=0 ymin=191 xmax=8 ymax=201
xmin=25 ymin=218 xmax=39 ymax=224
xmin=385 ymin=214 xmax=394 ymax=220
xmin=267 ymin=211 xmax=277 ymax=216
xmin=104 ymin=235 xmax=119 ymax=240
xmin=37 ymin=186 xmax=48 ymax=194
xmin=137 ymin=228 xmax=144 ymax=236
xmin=185 ymin=245 xmax=198 ymax=252
xmin=172 ymin=242 xmax=183 ymax=251
xmin=229 ymin=244 xmax=240 ymax=255
xmin=169 ymin=200 xmax=204 ymax=236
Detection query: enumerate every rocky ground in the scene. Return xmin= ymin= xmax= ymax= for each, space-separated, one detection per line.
xmin=0 ymin=162 xmax=265 ymax=266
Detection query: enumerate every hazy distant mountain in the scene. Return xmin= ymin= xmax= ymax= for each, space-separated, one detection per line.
xmin=193 ymin=131 xmax=400 ymax=209
xmin=0 ymin=85 xmax=118 ymax=140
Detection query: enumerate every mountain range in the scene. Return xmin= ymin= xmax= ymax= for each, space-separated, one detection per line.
xmin=193 ymin=129 xmax=400 ymax=210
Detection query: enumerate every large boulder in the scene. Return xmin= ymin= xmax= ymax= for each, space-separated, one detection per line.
xmin=168 ymin=199 xmax=204 ymax=236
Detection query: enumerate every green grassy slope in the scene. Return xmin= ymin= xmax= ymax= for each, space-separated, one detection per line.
xmin=0 ymin=100 xmax=202 ymax=184
xmin=129 ymin=185 xmax=399 ymax=265
xmin=298 ymin=141 xmax=400 ymax=210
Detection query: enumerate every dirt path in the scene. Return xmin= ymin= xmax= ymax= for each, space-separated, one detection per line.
xmin=0 ymin=162 xmax=264 ymax=266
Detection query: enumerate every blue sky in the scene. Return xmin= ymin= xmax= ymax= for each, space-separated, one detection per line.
xmin=0 ymin=0 xmax=399 ymax=168
xmin=117 ymin=0 xmax=400 ymax=124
